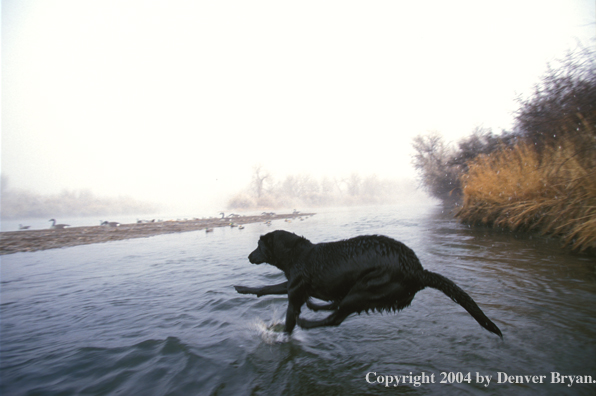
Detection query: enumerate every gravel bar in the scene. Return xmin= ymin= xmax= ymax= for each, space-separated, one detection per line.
xmin=0 ymin=212 xmax=314 ymax=255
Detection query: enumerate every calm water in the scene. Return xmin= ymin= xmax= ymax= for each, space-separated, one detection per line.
xmin=1 ymin=204 xmax=595 ymax=395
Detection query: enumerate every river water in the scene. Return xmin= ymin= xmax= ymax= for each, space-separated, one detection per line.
xmin=1 ymin=204 xmax=595 ymax=395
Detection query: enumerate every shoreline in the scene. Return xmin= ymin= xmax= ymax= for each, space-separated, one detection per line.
xmin=0 ymin=212 xmax=314 ymax=255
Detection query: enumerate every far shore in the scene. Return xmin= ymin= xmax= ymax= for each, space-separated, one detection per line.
xmin=0 ymin=212 xmax=314 ymax=255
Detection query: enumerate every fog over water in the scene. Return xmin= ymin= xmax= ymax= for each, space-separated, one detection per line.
xmin=2 ymin=1 xmax=595 ymax=217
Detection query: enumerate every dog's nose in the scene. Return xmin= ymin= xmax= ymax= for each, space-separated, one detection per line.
xmin=248 ymin=250 xmax=263 ymax=264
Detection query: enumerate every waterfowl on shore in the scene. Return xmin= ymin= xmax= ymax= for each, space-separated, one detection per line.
xmin=205 ymin=228 xmax=214 ymax=233
xmin=19 ymin=224 xmax=31 ymax=230
xmin=238 ymin=225 xmax=245 ymax=230
xmin=101 ymin=221 xmax=121 ymax=227
xmin=49 ymin=219 xmax=70 ymax=229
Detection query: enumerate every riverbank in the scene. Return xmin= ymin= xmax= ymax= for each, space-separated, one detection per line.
xmin=0 ymin=212 xmax=314 ymax=255
xmin=456 ymin=140 xmax=596 ymax=253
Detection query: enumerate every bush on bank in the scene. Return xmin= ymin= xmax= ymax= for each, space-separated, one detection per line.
xmin=456 ymin=136 xmax=596 ymax=252
xmin=413 ymin=48 xmax=596 ymax=252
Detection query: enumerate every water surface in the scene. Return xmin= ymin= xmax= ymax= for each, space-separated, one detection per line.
xmin=1 ymin=204 xmax=595 ymax=395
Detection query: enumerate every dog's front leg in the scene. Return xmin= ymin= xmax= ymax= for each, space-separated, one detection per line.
xmin=284 ymin=301 xmax=300 ymax=334
xmin=234 ymin=281 xmax=288 ymax=297
xmin=284 ymin=279 xmax=306 ymax=334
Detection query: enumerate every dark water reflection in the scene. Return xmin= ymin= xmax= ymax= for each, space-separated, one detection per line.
xmin=1 ymin=204 xmax=595 ymax=395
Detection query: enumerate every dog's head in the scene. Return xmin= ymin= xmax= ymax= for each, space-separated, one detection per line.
xmin=248 ymin=230 xmax=307 ymax=271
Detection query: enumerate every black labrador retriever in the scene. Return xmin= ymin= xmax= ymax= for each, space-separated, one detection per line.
xmin=235 ymin=230 xmax=502 ymax=338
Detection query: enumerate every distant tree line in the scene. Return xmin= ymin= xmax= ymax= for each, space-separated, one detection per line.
xmin=227 ymin=165 xmax=426 ymax=210
xmin=1 ymin=176 xmax=160 ymax=219
xmin=412 ymin=47 xmax=595 ymax=204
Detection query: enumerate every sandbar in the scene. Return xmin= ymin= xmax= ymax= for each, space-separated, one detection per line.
xmin=0 ymin=212 xmax=314 ymax=255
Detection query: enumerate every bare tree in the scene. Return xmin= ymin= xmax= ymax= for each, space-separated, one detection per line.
xmin=346 ymin=173 xmax=362 ymax=197
xmin=281 ymin=175 xmax=301 ymax=198
xmin=251 ymin=164 xmax=271 ymax=199
xmin=411 ymin=132 xmax=461 ymax=201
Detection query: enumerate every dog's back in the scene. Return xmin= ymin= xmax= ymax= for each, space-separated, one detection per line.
xmin=303 ymin=235 xmax=425 ymax=284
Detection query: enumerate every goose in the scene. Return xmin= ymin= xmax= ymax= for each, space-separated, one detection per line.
xmin=101 ymin=221 xmax=121 ymax=227
xmin=19 ymin=224 xmax=31 ymax=230
xmin=49 ymin=219 xmax=70 ymax=229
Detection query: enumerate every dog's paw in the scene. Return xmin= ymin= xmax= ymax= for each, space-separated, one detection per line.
xmin=234 ymin=286 xmax=255 ymax=294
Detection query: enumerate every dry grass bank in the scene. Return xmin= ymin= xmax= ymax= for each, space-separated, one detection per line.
xmin=457 ymin=133 xmax=596 ymax=252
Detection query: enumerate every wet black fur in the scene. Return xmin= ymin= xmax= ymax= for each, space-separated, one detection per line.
xmin=235 ymin=230 xmax=502 ymax=338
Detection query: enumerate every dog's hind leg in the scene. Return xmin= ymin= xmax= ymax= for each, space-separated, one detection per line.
xmin=298 ymin=276 xmax=409 ymax=329
xmin=297 ymin=309 xmax=352 ymax=329
xmin=306 ymin=299 xmax=339 ymax=311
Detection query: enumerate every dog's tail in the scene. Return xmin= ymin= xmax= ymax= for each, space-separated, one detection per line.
xmin=421 ymin=270 xmax=503 ymax=338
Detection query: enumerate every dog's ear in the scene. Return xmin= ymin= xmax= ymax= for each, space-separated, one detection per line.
xmin=259 ymin=232 xmax=277 ymax=257
xmin=261 ymin=233 xmax=275 ymax=250
xmin=271 ymin=230 xmax=296 ymax=249
xmin=272 ymin=231 xmax=305 ymax=258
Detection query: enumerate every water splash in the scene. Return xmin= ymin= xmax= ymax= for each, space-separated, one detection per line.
xmin=251 ymin=317 xmax=290 ymax=344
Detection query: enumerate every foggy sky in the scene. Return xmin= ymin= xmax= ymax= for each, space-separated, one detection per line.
xmin=2 ymin=0 xmax=595 ymax=213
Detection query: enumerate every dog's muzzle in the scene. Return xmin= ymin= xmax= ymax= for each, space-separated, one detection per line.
xmin=248 ymin=248 xmax=266 ymax=264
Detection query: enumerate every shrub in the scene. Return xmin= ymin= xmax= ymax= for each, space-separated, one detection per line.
xmin=457 ymin=138 xmax=596 ymax=251
xmin=515 ymin=47 xmax=596 ymax=150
